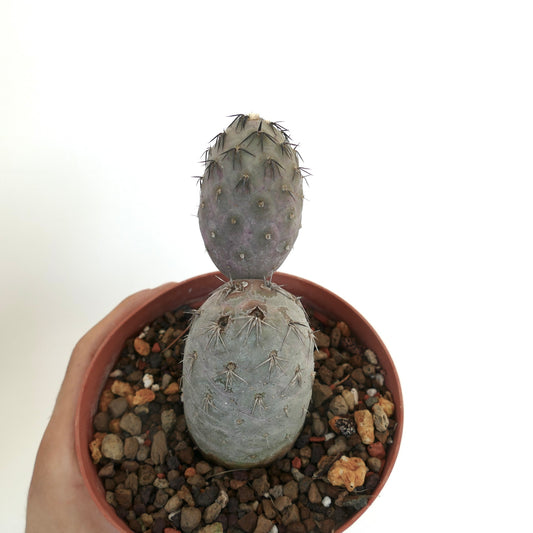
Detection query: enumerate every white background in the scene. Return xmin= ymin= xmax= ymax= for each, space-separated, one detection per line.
xmin=1 ymin=1 xmax=532 ymax=531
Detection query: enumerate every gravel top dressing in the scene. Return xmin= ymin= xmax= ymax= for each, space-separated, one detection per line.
xmin=89 ymin=299 xmax=398 ymax=533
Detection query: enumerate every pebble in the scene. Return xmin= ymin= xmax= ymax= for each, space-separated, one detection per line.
xmin=143 ymin=373 xmax=155 ymax=388
xmin=327 ymin=456 xmax=368 ymax=492
xmin=308 ymin=482 xmax=322 ymax=504
xmin=120 ymin=412 xmax=142 ymax=436
xmin=133 ymin=388 xmax=156 ymax=406
xmin=329 ymin=395 xmax=349 ymax=416
xmin=364 ymin=349 xmax=378 ymax=364
xmin=354 ymin=409 xmax=375 ymax=444
xmin=134 ymin=337 xmax=151 ymax=356
xmin=161 ymin=409 xmax=176 ymax=433
xmin=378 ymin=396 xmax=395 ymax=417
xmin=151 ymin=430 xmax=168 ymax=465
xmin=181 ymin=506 xmax=202 ymax=533
xmin=313 ymin=331 xmax=330 ymax=348
xmin=321 ymin=496 xmax=332 ymax=508
xmin=255 ymin=514 xmax=274 ymax=533
xmin=341 ymin=389 xmax=356 ymax=411
xmin=94 ymin=411 xmax=110 ymax=432
xmin=111 ymin=380 xmax=133 ymax=397
xmin=101 ymin=433 xmax=124 ymax=461
xmin=312 ymin=382 xmax=334 ymax=407
xmin=124 ymin=437 xmax=139 ymax=459
xmin=372 ymin=404 xmax=389 ymax=432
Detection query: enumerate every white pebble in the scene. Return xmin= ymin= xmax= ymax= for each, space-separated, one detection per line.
xmin=109 ymin=369 xmax=123 ymax=378
xmin=366 ymin=388 xmax=377 ymax=397
xmin=322 ymin=496 xmax=332 ymax=507
xmin=351 ymin=387 xmax=359 ymax=405
xmin=143 ymin=374 xmax=154 ymax=388
xmin=373 ymin=373 xmax=385 ymax=387
xmin=324 ymin=432 xmax=336 ymax=441
xmin=151 ymin=384 xmax=160 ymax=392
xmin=268 ymin=526 xmax=278 ymax=533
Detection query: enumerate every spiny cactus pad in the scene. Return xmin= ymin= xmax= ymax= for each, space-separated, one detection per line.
xmin=182 ymin=279 xmax=315 ymax=468
xmin=198 ymin=113 xmax=307 ymax=280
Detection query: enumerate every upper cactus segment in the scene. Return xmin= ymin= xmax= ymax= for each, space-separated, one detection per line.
xmin=198 ymin=114 xmax=307 ymax=280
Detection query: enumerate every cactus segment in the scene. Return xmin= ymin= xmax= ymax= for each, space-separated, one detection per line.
xmin=182 ymin=279 xmax=314 ymax=468
xmin=198 ymin=114 xmax=306 ymax=280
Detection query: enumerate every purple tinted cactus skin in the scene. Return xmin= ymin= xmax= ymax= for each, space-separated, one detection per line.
xmin=182 ymin=279 xmax=315 ymax=468
xmin=198 ymin=114 xmax=306 ymax=280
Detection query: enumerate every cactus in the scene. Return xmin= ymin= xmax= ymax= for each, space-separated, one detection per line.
xmin=182 ymin=279 xmax=315 ymax=468
xmin=197 ymin=113 xmax=307 ymax=280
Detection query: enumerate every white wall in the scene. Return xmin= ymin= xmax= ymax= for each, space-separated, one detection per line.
xmin=1 ymin=1 xmax=532 ymax=531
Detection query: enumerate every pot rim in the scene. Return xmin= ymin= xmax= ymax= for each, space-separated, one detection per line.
xmin=75 ymin=271 xmax=403 ymax=532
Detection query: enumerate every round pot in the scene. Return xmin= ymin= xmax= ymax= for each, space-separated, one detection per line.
xmin=75 ymin=272 xmax=403 ymax=532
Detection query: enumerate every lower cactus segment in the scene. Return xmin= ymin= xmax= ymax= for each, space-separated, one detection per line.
xmin=182 ymin=279 xmax=315 ymax=468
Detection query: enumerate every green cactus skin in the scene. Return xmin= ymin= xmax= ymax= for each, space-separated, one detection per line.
xmin=198 ymin=114 xmax=308 ymax=280
xmin=182 ymin=279 xmax=315 ymax=468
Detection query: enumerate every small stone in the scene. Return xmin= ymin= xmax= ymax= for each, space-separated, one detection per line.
xmin=108 ymin=397 xmax=128 ymax=418
xmin=133 ymin=388 xmax=156 ymax=406
xmin=372 ymin=404 xmax=389 ymax=432
xmin=136 ymin=444 xmax=150 ymax=462
xmin=378 ymin=396 xmax=395 ymax=417
xmin=273 ymin=495 xmax=291 ymax=512
xmin=124 ymin=437 xmax=139 ymax=459
xmin=115 ymin=488 xmax=132 ymax=508
xmin=252 ymin=473 xmax=270 ymax=497
xmin=196 ymin=461 xmax=212 ymax=476
xmin=89 ymin=434 xmax=104 ymax=463
xmin=93 ymin=411 xmax=110 ymax=432
xmin=326 ymin=436 xmax=349 ymax=456
xmin=312 ymin=382 xmax=333 ymax=407
xmin=261 ymin=498 xmax=276 ymax=519
xmin=364 ymin=348 xmax=378 ymax=364
xmin=367 ymin=441 xmax=386 ymax=459
xmin=154 ymin=477 xmax=170 ymax=489
xmin=312 ymin=413 xmax=327 ymax=436
xmin=327 ymin=455 xmax=368 ymax=492
xmin=154 ymin=489 xmax=169 ymax=508
xmin=101 ymin=433 xmax=124 ymax=461
xmin=237 ymin=511 xmax=258 ymax=533
xmin=199 ymin=524 xmax=223 ymax=533
xmin=336 ymin=321 xmax=351 ymax=336
xmin=367 ymin=457 xmax=382 ymax=473
xmin=198 ymin=524 xmax=223 ymax=533
xmin=204 ymin=502 xmax=223 ymax=524
xmin=354 ymin=409 xmax=375 ymax=444
xmin=307 ymin=482 xmax=322 ymax=504
xmin=151 ymin=430 xmax=168 ymax=465
xmin=196 ymin=484 xmax=219 ymax=507
xmin=314 ymin=350 xmax=328 ymax=361
xmin=181 ymin=506 xmax=202 ymax=533
xmin=313 ymin=331 xmax=330 ymax=348
xmin=329 ymin=395 xmax=349 ymax=416
xmin=134 ymin=337 xmax=151 ymax=356
xmin=125 ymin=472 xmax=138 ymax=493
xmin=120 ymin=412 xmax=142 ymax=435
xmin=254 ymin=514 xmax=274 ymax=533
xmin=111 ymin=380 xmax=133 ymax=397
xmin=281 ymin=504 xmax=300 ymax=526
xmin=138 ymin=464 xmax=156 ymax=486
xmin=283 ymin=480 xmax=299 ymax=501
xmin=142 ymin=373 xmax=154 ymax=388
xmin=321 ymin=496 xmax=332 ymax=507
xmin=98 ymin=462 xmax=115 ymax=478
xmin=341 ymin=389 xmax=356 ymax=411
xmin=330 ymin=327 xmax=342 ymax=348
xmin=238 ymin=484 xmax=255 ymax=503
xmin=164 ymin=382 xmax=180 ymax=395
xmin=164 ymin=494 xmax=183 ymax=513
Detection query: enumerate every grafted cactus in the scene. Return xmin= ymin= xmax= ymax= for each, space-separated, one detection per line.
xmin=198 ymin=113 xmax=307 ymax=280
xmin=182 ymin=279 xmax=315 ymax=468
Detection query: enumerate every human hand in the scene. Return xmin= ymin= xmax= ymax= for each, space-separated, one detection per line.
xmin=26 ymin=284 xmax=178 ymax=533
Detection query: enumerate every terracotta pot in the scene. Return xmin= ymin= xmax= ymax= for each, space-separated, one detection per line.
xmin=75 ymin=272 xmax=403 ymax=532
